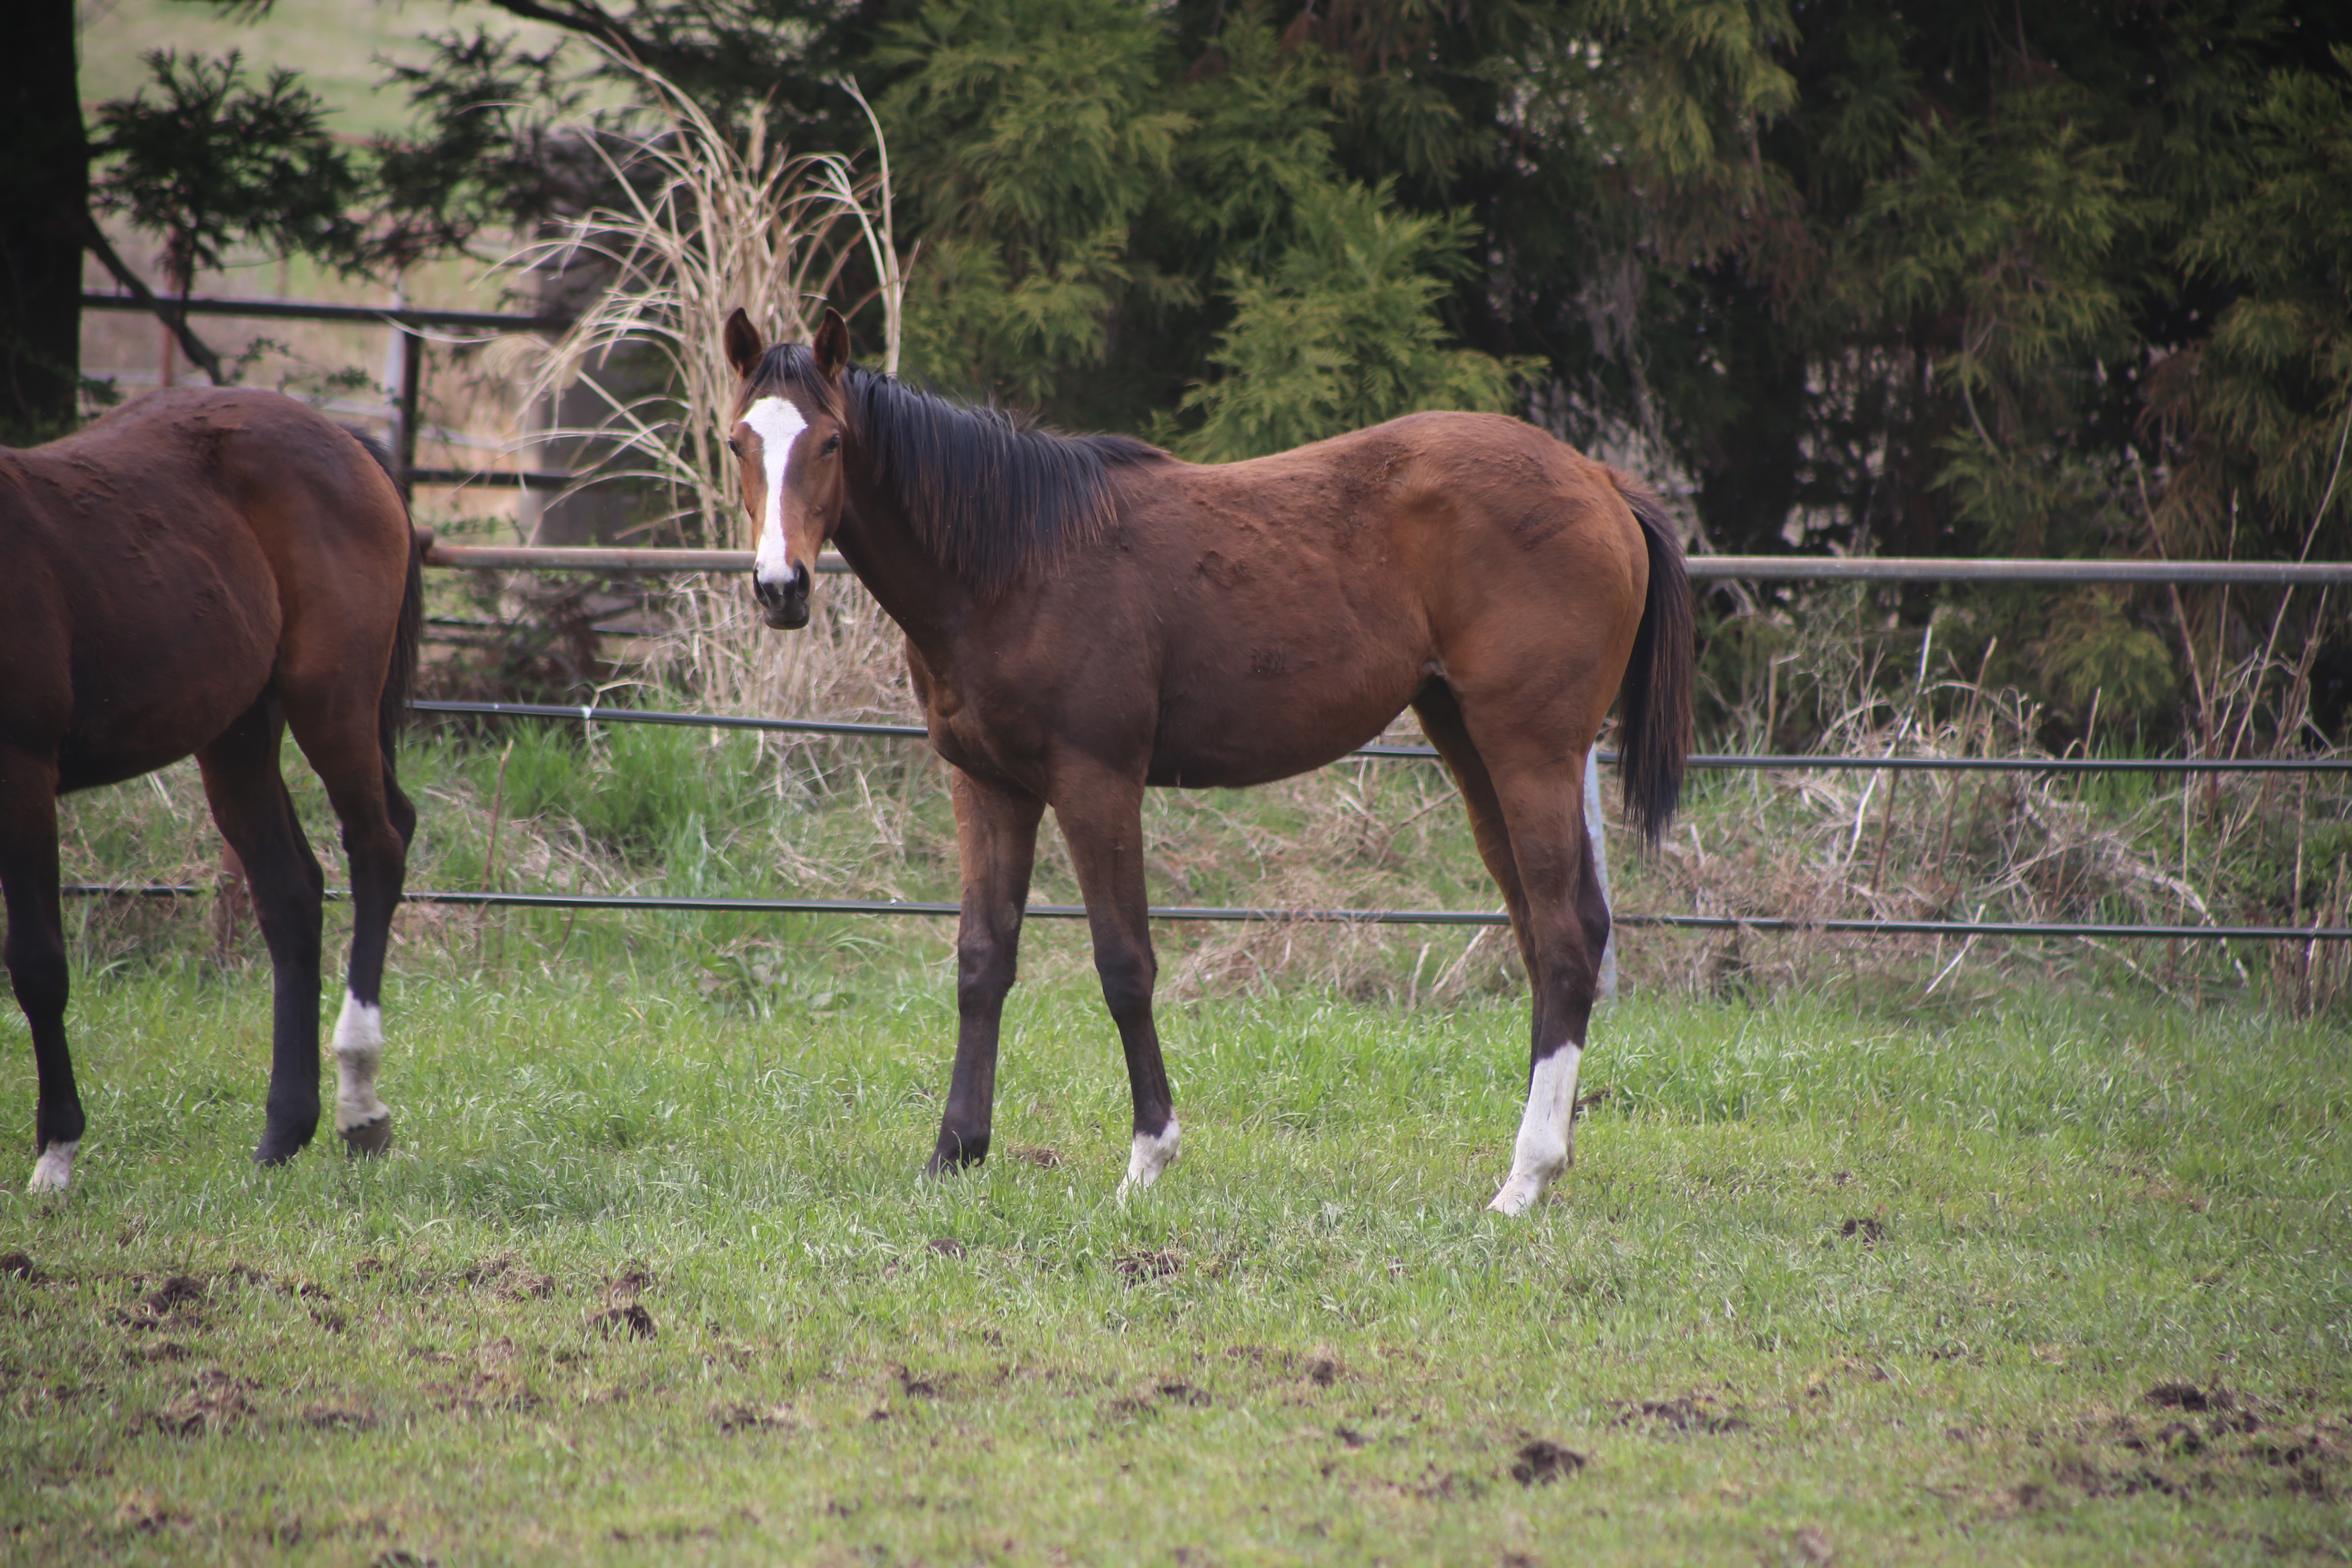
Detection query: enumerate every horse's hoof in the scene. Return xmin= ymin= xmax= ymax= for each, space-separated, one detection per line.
xmin=252 ymin=1125 xmax=316 ymax=1167
xmin=1487 ymin=1176 xmax=1543 ymax=1216
xmin=27 ymin=1140 xmax=77 ymax=1194
xmin=923 ymin=1131 xmax=989 ymax=1177
xmin=340 ymin=1113 xmax=394 ymax=1158
xmin=1120 ymin=1120 xmax=1180 ymax=1195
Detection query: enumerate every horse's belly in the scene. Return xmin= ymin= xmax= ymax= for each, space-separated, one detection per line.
xmin=1146 ymin=684 xmax=1416 ymax=789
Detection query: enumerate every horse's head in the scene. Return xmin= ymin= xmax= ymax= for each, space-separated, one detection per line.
xmin=722 ymin=307 xmax=852 ymax=630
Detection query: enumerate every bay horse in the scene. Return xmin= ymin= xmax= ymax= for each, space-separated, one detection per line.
xmin=723 ymin=309 xmax=1691 ymax=1214
xmin=0 ymin=388 xmax=422 ymax=1192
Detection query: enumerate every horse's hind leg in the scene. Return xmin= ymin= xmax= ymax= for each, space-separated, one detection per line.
xmin=281 ymin=692 xmax=409 ymax=1157
xmin=1 ymin=748 xmax=82 ymax=1192
xmin=1424 ymin=684 xmax=1610 ymax=1215
xmin=196 ymin=699 xmax=327 ymax=1165
xmin=1414 ymin=684 xmax=1598 ymax=1212
xmin=1481 ymin=741 xmax=1609 ymax=1216
xmin=928 ymin=769 xmax=1045 ymax=1173
xmin=1413 ymin=682 xmax=1536 ymax=979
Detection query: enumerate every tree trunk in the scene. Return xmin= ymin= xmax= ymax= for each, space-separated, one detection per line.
xmin=0 ymin=0 xmax=87 ymax=444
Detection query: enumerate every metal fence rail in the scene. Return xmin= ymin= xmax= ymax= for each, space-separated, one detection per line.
xmin=421 ymin=541 xmax=2352 ymax=587
xmin=410 ymin=699 xmax=2352 ymax=773
xmin=55 ymin=884 xmax=2352 ymax=942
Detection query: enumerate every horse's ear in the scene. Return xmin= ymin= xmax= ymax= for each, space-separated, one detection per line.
xmin=813 ymin=309 xmax=851 ymax=381
xmin=723 ymin=308 xmax=764 ymax=378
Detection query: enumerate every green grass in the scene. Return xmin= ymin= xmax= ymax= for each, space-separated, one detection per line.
xmin=4 ymin=954 xmax=2349 ymax=1565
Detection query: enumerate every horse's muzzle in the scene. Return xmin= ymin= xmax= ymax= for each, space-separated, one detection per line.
xmin=753 ymin=561 xmax=811 ymax=630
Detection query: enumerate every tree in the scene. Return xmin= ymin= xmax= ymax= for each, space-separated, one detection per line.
xmin=1174 ymin=179 xmax=1527 ymax=460
xmin=93 ymin=51 xmax=363 ymax=305
xmin=0 ymin=0 xmax=88 ymax=442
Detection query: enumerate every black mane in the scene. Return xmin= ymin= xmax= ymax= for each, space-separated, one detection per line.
xmin=745 ymin=344 xmax=1168 ymax=596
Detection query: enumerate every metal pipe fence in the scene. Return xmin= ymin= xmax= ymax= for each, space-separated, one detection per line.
xmin=421 ymin=540 xmax=2352 ymax=587
xmin=56 ymin=884 xmax=2352 ymax=943
xmin=69 ymin=688 xmax=2346 ymax=941
xmin=409 ymin=699 xmax=2352 ymax=774
xmin=379 ymin=549 xmax=2352 ymax=942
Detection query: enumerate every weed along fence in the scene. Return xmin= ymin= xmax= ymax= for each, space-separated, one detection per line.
xmin=60 ymin=536 xmax=2352 ymax=951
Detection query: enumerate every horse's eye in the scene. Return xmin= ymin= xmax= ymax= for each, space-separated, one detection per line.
xmin=726 ymin=437 xmax=740 ymax=456
xmin=821 ymin=434 xmax=842 ymax=456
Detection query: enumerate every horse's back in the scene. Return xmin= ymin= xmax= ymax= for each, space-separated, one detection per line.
xmin=1084 ymin=412 xmax=1651 ymax=785
xmin=0 ymin=390 xmax=408 ymax=789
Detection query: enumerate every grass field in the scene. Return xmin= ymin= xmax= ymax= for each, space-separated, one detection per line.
xmin=3 ymin=949 xmax=2348 ymax=1565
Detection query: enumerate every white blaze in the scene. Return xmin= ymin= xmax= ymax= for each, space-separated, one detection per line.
xmin=743 ymin=396 xmax=808 ymax=584
xmin=1489 ymin=1043 xmax=1581 ymax=1216
xmin=332 ymin=991 xmax=388 ymax=1134
xmin=1119 ymin=1119 xmax=1181 ymax=1196
xmin=27 ymin=1140 xmax=77 ymax=1194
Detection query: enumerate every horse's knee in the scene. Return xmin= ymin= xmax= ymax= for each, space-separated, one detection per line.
xmin=956 ymin=930 xmax=1018 ymax=1010
xmin=3 ymin=929 xmax=67 ymax=1023
xmin=1094 ymin=945 xmax=1156 ymax=1021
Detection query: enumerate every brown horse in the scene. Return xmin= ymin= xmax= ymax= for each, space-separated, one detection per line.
xmin=0 ymin=388 xmax=422 ymax=1192
xmin=723 ymin=310 xmax=1691 ymax=1214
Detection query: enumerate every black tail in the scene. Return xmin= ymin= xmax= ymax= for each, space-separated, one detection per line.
xmin=345 ymin=428 xmax=425 ymax=759
xmin=380 ymin=529 xmax=425 ymax=760
xmin=1615 ymin=481 xmax=1693 ymax=848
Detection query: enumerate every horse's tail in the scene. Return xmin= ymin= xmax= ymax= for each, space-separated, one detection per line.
xmin=345 ymin=428 xmax=425 ymax=760
xmin=1612 ymin=478 xmax=1693 ymax=849
xmin=381 ymin=527 xmax=425 ymax=761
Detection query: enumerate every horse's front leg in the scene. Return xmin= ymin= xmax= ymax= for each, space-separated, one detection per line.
xmin=1 ymin=747 xmax=82 ymax=1192
xmin=927 ymin=769 xmax=1045 ymax=1174
xmin=1050 ymin=770 xmax=1177 ymax=1193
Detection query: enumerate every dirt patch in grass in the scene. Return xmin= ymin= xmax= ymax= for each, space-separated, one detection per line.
xmin=1007 ymin=1145 xmax=1063 ymax=1168
xmin=588 ymin=1303 xmax=656 ymax=1339
xmin=1510 ymin=1440 xmax=1586 ymax=1485
xmin=429 ymin=1371 xmax=541 ymax=1417
xmin=301 ymin=1403 xmax=379 ymax=1432
xmin=462 ymin=1253 xmax=556 ymax=1301
xmin=1 ymin=1251 xmax=48 ymax=1283
xmin=1102 ymin=1381 xmax=1213 ymax=1421
xmin=2146 ymin=1381 xmax=2233 ymax=1412
xmin=1611 ymin=1393 xmax=1748 ymax=1434
xmin=143 ymin=1369 xmax=259 ymax=1435
xmin=714 ymin=1402 xmax=797 ymax=1434
xmin=1114 ymin=1249 xmax=1180 ymax=1283
xmin=116 ymin=1275 xmax=209 ymax=1332
xmin=2005 ymin=1396 xmax=2350 ymax=1510
xmin=127 ymin=1339 xmax=192 ymax=1365
xmin=605 ymin=1266 xmax=656 ymax=1301
xmin=111 ymin=1489 xmax=190 ymax=1533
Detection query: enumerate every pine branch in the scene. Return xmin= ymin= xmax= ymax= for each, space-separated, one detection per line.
xmin=82 ymin=220 xmax=227 ymax=387
xmin=470 ymin=0 xmax=697 ymax=78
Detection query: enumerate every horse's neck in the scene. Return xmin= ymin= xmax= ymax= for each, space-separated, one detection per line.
xmin=835 ymin=472 xmax=967 ymax=662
